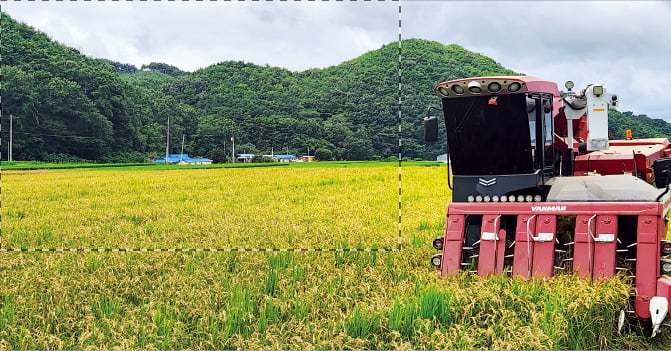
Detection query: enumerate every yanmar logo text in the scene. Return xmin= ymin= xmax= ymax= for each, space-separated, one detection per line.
xmin=531 ymin=205 xmax=567 ymax=212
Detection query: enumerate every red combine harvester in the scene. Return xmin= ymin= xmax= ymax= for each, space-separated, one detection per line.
xmin=424 ymin=76 xmax=671 ymax=336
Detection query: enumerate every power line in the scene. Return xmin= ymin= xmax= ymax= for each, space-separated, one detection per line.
xmin=10 ymin=131 xmax=104 ymax=139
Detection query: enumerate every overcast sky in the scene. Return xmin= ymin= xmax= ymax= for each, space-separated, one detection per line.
xmin=2 ymin=1 xmax=670 ymax=121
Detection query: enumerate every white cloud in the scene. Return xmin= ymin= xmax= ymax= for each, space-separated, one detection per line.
xmin=403 ymin=0 xmax=671 ymax=120
xmin=1 ymin=2 xmax=397 ymax=72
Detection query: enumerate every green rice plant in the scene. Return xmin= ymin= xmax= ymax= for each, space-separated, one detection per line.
xmin=0 ymin=295 xmax=16 ymax=333
xmin=264 ymin=269 xmax=279 ymax=296
xmin=84 ymin=253 xmax=102 ymax=273
xmin=91 ymin=295 xmax=123 ymax=319
xmin=344 ymin=304 xmax=380 ymax=339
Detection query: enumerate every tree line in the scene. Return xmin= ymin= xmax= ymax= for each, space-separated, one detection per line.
xmin=2 ymin=13 xmax=669 ymax=163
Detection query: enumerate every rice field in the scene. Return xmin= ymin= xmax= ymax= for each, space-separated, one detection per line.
xmin=0 ymin=162 xmax=669 ymax=349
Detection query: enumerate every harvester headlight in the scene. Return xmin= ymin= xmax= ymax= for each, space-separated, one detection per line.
xmin=483 ymin=195 xmax=491 ymax=202
xmin=475 ymin=195 xmax=483 ymax=202
xmin=525 ymin=195 xmax=533 ymax=202
xmin=500 ymin=195 xmax=507 ymax=202
xmin=508 ymin=82 xmax=522 ymax=92
xmin=662 ymin=241 xmax=671 ymax=256
xmin=437 ymin=86 xmax=450 ymax=97
xmin=433 ymin=237 xmax=444 ymax=250
xmin=431 ymin=254 xmax=442 ymax=268
xmin=661 ymin=260 xmax=671 ymax=275
xmin=534 ymin=195 xmax=542 ymax=202
xmin=508 ymin=195 xmax=516 ymax=202
xmin=492 ymin=195 xmax=500 ymax=202
xmin=517 ymin=195 xmax=525 ymax=202
xmin=468 ymin=81 xmax=482 ymax=94
xmin=487 ymin=82 xmax=502 ymax=93
xmin=451 ymin=85 xmax=465 ymax=95
xmin=467 ymin=195 xmax=475 ymax=202
xmin=593 ymin=85 xmax=604 ymax=96
xmin=564 ymin=81 xmax=575 ymax=91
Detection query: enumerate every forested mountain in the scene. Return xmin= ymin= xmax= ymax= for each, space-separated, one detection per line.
xmin=2 ymin=12 xmax=669 ymax=163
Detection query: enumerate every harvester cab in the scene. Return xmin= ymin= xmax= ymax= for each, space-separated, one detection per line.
xmin=426 ymin=76 xmax=671 ymax=336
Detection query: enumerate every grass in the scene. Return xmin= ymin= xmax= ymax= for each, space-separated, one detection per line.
xmin=0 ymin=162 xmax=669 ymax=349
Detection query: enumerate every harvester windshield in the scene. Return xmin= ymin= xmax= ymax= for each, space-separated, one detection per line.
xmin=442 ymin=94 xmax=534 ymax=176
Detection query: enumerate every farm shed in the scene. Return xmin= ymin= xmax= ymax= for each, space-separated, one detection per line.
xmin=236 ymin=154 xmax=255 ymax=163
xmin=273 ymin=154 xmax=297 ymax=162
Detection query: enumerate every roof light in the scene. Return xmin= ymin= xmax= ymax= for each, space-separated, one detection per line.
xmin=534 ymin=195 xmax=542 ymax=202
xmin=593 ymin=85 xmax=604 ymax=96
xmin=487 ymin=82 xmax=502 ymax=93
xmin=492 ymin=195 xmax=500 ymax=202
xmin=483 ymin=195 xmax=491 ymax=202
xmin=431 ymin=254 xmax=442 ymax=268
xmin=468 ymin=81 xmax=482 ymax=94
xmin=517 ymin=195 xmax=525 ymax=202
xmin=467 ymin=195 xmax=475 ymax=202
xmin=451 ymin=85 xmax=465 ymax=95
xmin=525 ymin=195 xmax=533 ymax=202
xmin=662 ymin=241 xmax=671 ymax=256
xmin=508 ymin=82 xmax=522 ymax=92
xmin=433 ymin=237 xmax=444 ymax=250
xmin=565 ymin=80 xmax=575 ymax=91
xmin=437 ymin=86 xmax=450 ymax=97
xmin=475 ymin=195 xmax=483 ymax=202
xmin=508 ymin=195 xmax=516 ymax=202
xmin=500 ymin=195 xmax=507 ymax=202
xmin=662 ymin=260 xmax=671 ymax=275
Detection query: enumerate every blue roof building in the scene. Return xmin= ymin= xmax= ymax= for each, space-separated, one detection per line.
xmin=153 ymin=154 xmax=213 ymax=165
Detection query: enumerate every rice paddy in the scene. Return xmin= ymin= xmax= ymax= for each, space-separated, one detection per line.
xmin=0 ymin=162 xmax=669 ymax=349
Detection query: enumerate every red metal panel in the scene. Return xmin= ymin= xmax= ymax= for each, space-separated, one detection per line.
xmin=495 ymin=228 xmax=507 ymax=275
xmin=593 ymin=215 xmax=618 ymax=278
xmin=532 ymin=215 xmax=556 ymax=277
xmin=447 ymin=202 xmax=660 ymax=217
xmin=442 ymin=214 xmax=465 ymax=277
xmin=635 ymin=216 xmax=660 ymax=319
xmin=573 ymin=215 xmax=596 ymax=278
xmin=513 ymin=215 xmax=536 ymax=278
xmin=657 ymin=276 xmax=671 ymax=304
xmin=477 ymin=214 xmax=503 ymax=277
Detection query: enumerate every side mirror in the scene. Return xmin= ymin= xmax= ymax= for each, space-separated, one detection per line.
xmin=653 ymin=158 xmax=671 ymax=188
xmin=424 ymin=116 xmax=438 ymax=142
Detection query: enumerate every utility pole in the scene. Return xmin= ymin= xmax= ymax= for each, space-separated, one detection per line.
xmin=165 ymin=115 xmax=170 ymax=164
xmin=231 ymin=135 xmax=235 ymax=164
xmin=180 ymin=134 xmax=185 ymax=162
xmin=9 ymin=114 xmax=13 ymax=162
